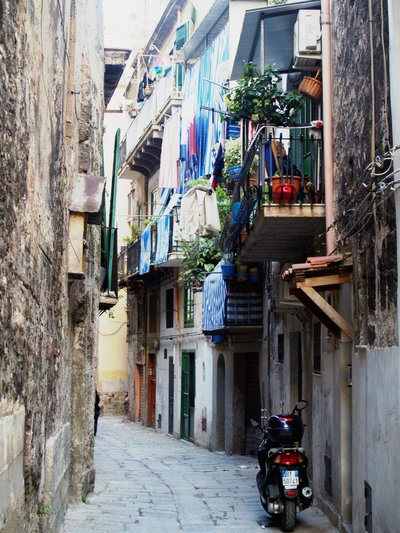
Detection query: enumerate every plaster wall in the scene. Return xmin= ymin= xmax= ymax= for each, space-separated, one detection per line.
xmin=157 ymin=284 xmax=214 ymax=447
xmin=98 ymin=293 xmax=129 ymax=414
xmin=0 ymin=406 xmax=25 ymax=532
xmin=352 ymin=347 xmax=400 ymax=532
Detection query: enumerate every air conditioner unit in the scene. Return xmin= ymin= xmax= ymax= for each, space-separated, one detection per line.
xmin=293 ymin=10 xmax=321 ymax=70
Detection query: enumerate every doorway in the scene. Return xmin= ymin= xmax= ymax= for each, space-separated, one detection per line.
xmin=147 ymin=353 xmax=156 ymax=428
xmin=216 ymin=354 xmax=225 ymax=450
xmin=168 ymin=356 xmax=174 ymax=435
xmin=181 ymin=351 xmax=195 ymax=441
xmin=134 ymin=363 xmax=144 ymax=422
xmin=289 ymin=332 xmax=302 ymax=408
xmin=233 ymin=352 xmax=261 ymax=455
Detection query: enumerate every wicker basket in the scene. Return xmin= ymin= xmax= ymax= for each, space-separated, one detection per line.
xmin=299 ymin=69 xmax=322 ymax=102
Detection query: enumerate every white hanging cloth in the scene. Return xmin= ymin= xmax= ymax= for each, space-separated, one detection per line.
xmin=179 ymin=185 xmax=220 ymax=239
xmin=158 ymin=110 xmax=181 ymax=189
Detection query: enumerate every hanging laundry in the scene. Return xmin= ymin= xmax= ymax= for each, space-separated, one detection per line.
xmin=137 ymin=81 xmax=144 ymax=102
xmin=159 ymin=110 xmax=181 ymax=189
xmin=179 ymin=185 xmax=220 ymax=239
xmin=211 ymin=143 xmax=224 ymax=189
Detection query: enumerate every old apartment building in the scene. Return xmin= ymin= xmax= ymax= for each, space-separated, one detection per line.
xmin=111 ymin=0 xmax=400 ymax=531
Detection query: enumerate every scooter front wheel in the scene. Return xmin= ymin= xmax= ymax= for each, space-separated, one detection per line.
xmin=281 ymin=500 xmax=296 ymax=532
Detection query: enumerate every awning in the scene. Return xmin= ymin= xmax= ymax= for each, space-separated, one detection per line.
xmin=69 ymin=174 xmax=106 ymax=213
xmin=231 ymin=0 xmax=321 ymax=80
xmin=282 ymin=255 xmax=354 ymax=341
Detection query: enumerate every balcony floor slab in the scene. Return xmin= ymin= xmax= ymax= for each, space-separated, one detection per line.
xmin=239 ymin=203 xmax=326 ymax=262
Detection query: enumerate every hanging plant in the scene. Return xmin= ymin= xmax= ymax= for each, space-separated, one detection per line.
xmin=226 ymin=63 xmax=304 ymax=126
xmin=178 ymin=179 xmax=230 ymax=287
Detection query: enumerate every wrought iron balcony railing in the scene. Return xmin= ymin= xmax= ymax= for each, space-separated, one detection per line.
xmin=219 ymin=127 xmax=325 ymax=260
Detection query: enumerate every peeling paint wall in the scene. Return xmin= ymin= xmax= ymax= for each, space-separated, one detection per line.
xmin=0 ymin=0 xmax=104 ymax=530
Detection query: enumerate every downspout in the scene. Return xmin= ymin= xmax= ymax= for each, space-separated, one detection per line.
xmin=107 ymin=128 xmax=120 ymax=292
xmin=321 ymin=0 xmax=335 ymax=254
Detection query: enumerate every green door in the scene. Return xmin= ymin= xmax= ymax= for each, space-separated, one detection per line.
xmin=181 ymin=351 xmax=195 ymax=441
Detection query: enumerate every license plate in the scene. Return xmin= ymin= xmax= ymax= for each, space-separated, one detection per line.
xmin=282 ymin=470 xmax=299 ymax=489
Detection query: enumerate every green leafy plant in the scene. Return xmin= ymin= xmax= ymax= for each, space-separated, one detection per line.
xmin=223 ymin=138 xmax=258 ymax=178
xmin=178 ymin=236 xmax=222 ymax=287
xmin=226 ymin=63 xmax=303 ymax=126
xmin=178 ymin=179 xmax=231 ymax=286
xmin=122 ymin=224 xmax=140 ymax=245
xmin=37 ymin=502 xmax=51 ymax=517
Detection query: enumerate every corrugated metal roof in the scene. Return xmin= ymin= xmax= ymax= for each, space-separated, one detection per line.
xmin=69 ymin=174 xmax=106 ymax=213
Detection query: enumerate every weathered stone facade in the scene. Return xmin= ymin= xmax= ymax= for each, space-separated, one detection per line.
xmin=0 ymin=1 xmax=104 ymax=531
xmin=332 ymin=0 xmax=396 ymax=346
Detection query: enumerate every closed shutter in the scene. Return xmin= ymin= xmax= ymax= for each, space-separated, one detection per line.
xmin=175 ymin=22 xmax=188 ymax=51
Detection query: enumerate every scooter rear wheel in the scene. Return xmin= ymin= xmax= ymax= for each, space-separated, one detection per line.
xmin=281 ymin=500 xmax=296 ymax=532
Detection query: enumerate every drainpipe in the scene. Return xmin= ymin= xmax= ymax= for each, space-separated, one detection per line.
xmin=321 ymin=0 xmax=335 ymax=255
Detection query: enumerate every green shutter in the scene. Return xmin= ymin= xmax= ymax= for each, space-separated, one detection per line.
xmin=175 ymin=22 xmax=188 ymax=51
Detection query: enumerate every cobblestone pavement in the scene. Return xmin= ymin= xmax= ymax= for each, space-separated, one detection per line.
xmin=62 ymin=417 xmax=339 ymax=533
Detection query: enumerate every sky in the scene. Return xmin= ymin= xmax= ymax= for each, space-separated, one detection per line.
xmin=103 ymin=0 xmax=169 ymax=50
xmin=103 ymin=0 xmax=137 ymax=49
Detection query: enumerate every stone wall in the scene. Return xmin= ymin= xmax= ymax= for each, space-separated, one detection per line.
xmin=0 ymin=0 xmax=104 ymax=530
xmin=331 ymin=0 xmax=396 ymax=346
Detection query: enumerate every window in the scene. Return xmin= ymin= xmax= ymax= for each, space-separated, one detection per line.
xmin=150 ymin=188 xmax=158 ymax=217
xmin=166 ymin=288 xmax=174 ymax=329
xmin=184 ymin=287 xmax=194 ymax=328
xmin=148 ymin=293 xmax=158 ymax=333
xmin=138 ymin=203 xmax=144 ymax=231
xmin=365 ymin=482 xmax=372 ymax=533
xmin=324 ymin=455 xmax=332 ymax=496
xmin=127 ymin=189 xmax=135 ymax=220
xmin=277 ymin=334 xmax=284 ymax=363
xmin=313 ymin=322 xmax=321 ymax=374
xmin=175 ymin=22 xmax=189 ymax=51
xmin=137 ymin=299 xmax=144 ymax=333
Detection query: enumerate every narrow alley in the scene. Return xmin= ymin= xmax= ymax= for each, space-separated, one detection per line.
xmin=62 ymin=417 xmax=339 ymax=533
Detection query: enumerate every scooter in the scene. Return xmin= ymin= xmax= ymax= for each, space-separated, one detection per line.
xmin=251 ymin=400 xmax=313 ymax=532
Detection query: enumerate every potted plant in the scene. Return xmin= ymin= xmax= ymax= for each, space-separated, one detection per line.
xmin=225 ymin=63 xmax=304 ymax=126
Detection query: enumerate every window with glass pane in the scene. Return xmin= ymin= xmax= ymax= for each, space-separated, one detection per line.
xmin=138 ymin=203 xmax=143 ymax=230
xmin=184 ymin=287 xmax=194 ymax=328
xmin=150 ymin=188 xmax=158 ymax=217
xmin=128 ymin=189 xmax=135 ymax=220
xmin=277 ymin=333 xmax=284 ymax=363
xmin=313 ymin=322 xmax=321 ymax=374
xmin=166 ymin=288 xmax=174 ymax=329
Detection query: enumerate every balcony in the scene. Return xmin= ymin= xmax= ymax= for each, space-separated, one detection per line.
xmin=118 ymin=197 xmax=183 ymax=285
xmin=220 ymin=129 xmax=326 ymax=263
xmin=119 ymin=67 xmax=182 ymax=179
xmin=202 ymin=265 xmax=263 ymax=335
xmin=118 ymin=238 xmax=140 ymax=285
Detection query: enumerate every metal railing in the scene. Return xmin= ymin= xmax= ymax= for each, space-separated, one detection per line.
xmin=220 ymin=129 xmax=324 ymax=254
xmin=127 ymin=239 xmax=140 ymax=276
xmin=124 ymin=68 xmax=181 ymax=161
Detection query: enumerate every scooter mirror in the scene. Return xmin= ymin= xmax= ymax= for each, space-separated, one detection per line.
xmin=294 ymin=400 xmax=308 ymax=413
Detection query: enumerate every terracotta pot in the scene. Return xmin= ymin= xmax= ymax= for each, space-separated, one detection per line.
xmin=271 ymin=176 xmax=302 ymax=203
